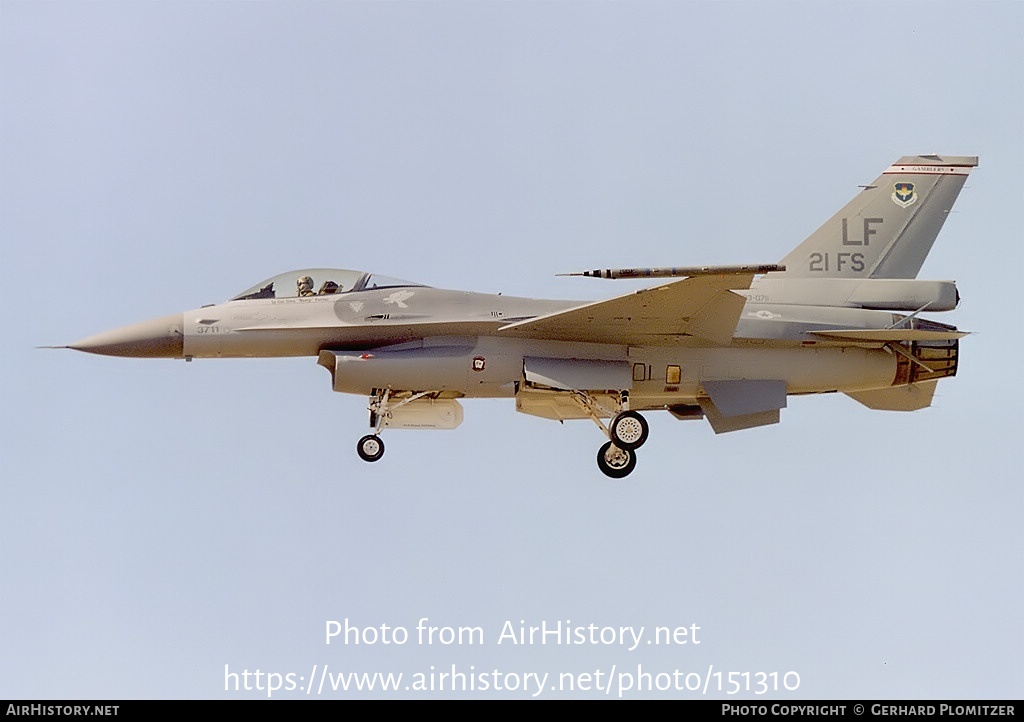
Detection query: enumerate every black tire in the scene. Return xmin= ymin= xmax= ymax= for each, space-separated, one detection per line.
xmin=596 ymin=441 xmax=637 ymax=479
xmin=357 ymin=434 xmax=385 ymax=462
xmin=610 ymin=410 xmax=649 ymax=450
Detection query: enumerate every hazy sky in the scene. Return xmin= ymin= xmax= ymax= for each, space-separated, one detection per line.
xmin=2 ymin=1 xmax=1021 ymax=699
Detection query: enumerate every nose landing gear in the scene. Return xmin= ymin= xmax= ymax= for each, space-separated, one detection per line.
xmin=357 ymin=434 xmax=385 ymax=462
xmin=355 ymin=388 xmax=444 ymax=463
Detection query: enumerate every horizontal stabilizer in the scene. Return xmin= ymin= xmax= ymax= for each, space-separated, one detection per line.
xmin=500 ymin=273 xmax=754 ymax=346
xmin=742 ymin=277 xmax=959 ymax=311
xmin=846 ymin=380 xmax=938 ymax=411
xmin=810 ymin=329 xmax=967 ymax=342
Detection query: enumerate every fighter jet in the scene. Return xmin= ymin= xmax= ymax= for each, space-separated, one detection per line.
xmin=64 ymin=154 xmax=975 ymax=477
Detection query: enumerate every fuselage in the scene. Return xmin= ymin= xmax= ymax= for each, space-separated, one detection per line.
xmin=180 ymin=284 xmax=922 ymax=358
xmin=170 ymin=285 xmax=922 ymax=410
xmin=68 ymin=278 xmax=959 ymax=417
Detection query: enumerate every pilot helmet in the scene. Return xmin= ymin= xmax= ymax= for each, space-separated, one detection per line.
xmin=297 ymin=276 xmax=313 ymax=291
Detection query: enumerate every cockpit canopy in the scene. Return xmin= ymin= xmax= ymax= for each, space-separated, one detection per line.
xmin=230 ymin=268 xmax=426 ymax=301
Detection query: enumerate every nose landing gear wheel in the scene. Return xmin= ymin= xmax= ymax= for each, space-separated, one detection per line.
xmin=357 ymin=434 xmax=385 ymax=462
xmin=610 ymin=410 xmax=649 ymax=450
xmin=597 ymin=441 xmax=637 ymax=479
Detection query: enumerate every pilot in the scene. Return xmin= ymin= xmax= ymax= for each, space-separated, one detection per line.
xmin=318 ymin=280 xmax=340 ymax=295
xmin=296 ymin=276 xmax=315 ymax=297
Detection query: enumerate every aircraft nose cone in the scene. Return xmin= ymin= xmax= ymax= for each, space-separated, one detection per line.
xmin=69 ymin=313 xmax=184 ymax=358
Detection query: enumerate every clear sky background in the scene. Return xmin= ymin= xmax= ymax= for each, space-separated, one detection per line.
xmin=1 ymin=1 xmax=1021 ymax=700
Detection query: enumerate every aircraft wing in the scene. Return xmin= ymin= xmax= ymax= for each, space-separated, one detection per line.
xmin=499 ymin=273 xmax=754 ymax=345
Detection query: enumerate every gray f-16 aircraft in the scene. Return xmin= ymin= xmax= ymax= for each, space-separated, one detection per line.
xmin=65 ymin=154 xmax=975 ymax=477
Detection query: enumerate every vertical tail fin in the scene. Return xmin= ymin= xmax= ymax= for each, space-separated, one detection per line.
xmin=779 ymin=155 xmax=977 ymax=279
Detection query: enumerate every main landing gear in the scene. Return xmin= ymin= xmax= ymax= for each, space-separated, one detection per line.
xmin=597 ymin=440 xmax=636 ymax=478
xmin=572 ymin=392 xmax=650 ymax=479
xmin=609 ymin=409 xmax=649 ymax=450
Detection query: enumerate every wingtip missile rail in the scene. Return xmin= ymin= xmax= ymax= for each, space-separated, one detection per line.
xmin=558 ymin=264 xmax=786 ymax=280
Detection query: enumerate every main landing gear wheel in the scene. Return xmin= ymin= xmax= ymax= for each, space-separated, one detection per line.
xmin=357 ymin=434 xmax=385 ymax=462
xmin=597 ymin=441 xmax=637 ymax=479
xmin=610 ymin=410 xmax=649 ymax=451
